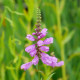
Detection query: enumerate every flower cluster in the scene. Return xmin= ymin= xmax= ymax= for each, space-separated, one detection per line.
xmin=21 ymin=9 xmax=64 ymax=70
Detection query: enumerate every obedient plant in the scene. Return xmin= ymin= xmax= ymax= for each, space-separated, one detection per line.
xmin=21 ymin=9 xmax=64 ymax=70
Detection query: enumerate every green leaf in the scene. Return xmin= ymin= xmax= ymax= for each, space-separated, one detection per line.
xmin=44 ymin=2 xmax=56 ymax=14
xmin=60 ymin=0 xmax=65 ymax=14
xmin=20 ymin=72 xmax=26 ymax=80
xmin=5 ymin=17 xmax=13 ymax=26
xmin=0 ymin=31 xmax=5 ymax=63
xmin=41 ymin=78 xmax=43 ymax=80
xmin=63 ymin=30 xmax=75 ymax=45
xmin=1 ymin=64 xmax=5 ymax=80
xmin=24 ymin=0 xmax=34 ymax=22
xmin=5 ymin=6 xmax=24 ymax=15
xmin=8 ymin=37 xmax=16 ymax=57
xmin=67 ymin=52 xmax=80 ymax=62
xmin=47 ymin=73 xmax=55 ymax=80
xmin=0 ymin=10 xmax=6 ymax=28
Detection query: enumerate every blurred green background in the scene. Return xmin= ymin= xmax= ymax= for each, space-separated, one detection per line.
xmin=0 ymin=0 xmax=80 ymax=80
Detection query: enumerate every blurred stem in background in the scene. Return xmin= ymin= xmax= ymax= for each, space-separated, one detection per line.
xmin=38 ymin=63 xmax=40 ymax=80
xmin=56 ymin=0 xmax=67 ymax=80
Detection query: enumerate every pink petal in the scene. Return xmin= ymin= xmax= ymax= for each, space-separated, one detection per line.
xmin=50 ymin=62 xmax=57 ymax=67
xmin=32 ymin=56 xmax=39 ymax=65
xmin=32 ymin=32 xmax=36 ymax=35
xmin=40 ymin=46 xmax=49 ymax=52
xmin=44 ymin=37 xmax=53 ymax=44
xmin=30 ymin=49 xmax=37 ymax=57
xmin=37 ymin=40 xmax=44 ymax=46
xmin=25 ymin=44 xmax=35 ymax=53
xmin=51 ymin=61 xmax=64 ymax=67
xmin=56 ymin=61 xmax=64 ymax=67
xmin=52 ymin=57 xmax=57 ymax=62
xmin=26 ymin=34 xmax=35 ymax=41
xmin=41 ymin=53 xmax=54 ymax=65
xmin=38 ymin=28 xmax=48 ymax=39
xmin=41 ymin=28 xmax=47 ymax=34
xmin=38 ymin=36 xmax=41 ymax=39
xmin=41 ymin=53 xmax=63 ymax=67
xmin=21 ymin=62 xmax=32 ymax=70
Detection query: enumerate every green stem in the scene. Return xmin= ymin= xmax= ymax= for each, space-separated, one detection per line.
xmin=56 ymin=0 xmax=62 ymax=38
xmin=56 ymin=0 xmax=67 ymax=80
xmin=27 ymin=22 xmax=32 ymax=44
xmin=61 ymin=43 xmax=67 ymax=80
xmin=38 ymin=63 xmax=40 ymax=80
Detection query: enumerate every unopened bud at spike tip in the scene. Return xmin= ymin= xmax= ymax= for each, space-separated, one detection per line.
xmin=36 ymin=8 xmax=41 ymax=28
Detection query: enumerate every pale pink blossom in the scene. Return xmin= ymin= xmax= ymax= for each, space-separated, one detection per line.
xmin=37 ymin=40 xmax=44 ymax=46
xmin=21 ymin=56 xmax=39 ymax=70
xmin=44 ymin=37 xmax=53 ymax=44
xmin=40 ymin=46 xmax=49 ymax=52
xmin=26 ymin=34 xmax=35 ymax=41
xmin=25 ymin=44 xmax=35 ymax=53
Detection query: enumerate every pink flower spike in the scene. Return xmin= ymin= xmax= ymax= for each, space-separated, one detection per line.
xmin=56 ymin=61 xmax=64 ymax=67
xmin=30 ymin=49 xmax=37 ymax=57
xmin=32 ymin=56 xmax=39 ymax=65
xmin=44 ymin=37 xmax=53 ymax=45
xmin=21 ymin=62 xmax=32 ymax=70
xmin=26 ymin=34 xmax=35 ymax=41
xmin=25 ymin=44 xmax=35 ymax=53
xmin=40 ymin=46 xmax=49 ymax=52
xmin=37 ymin=40 xmax=44 ymax=46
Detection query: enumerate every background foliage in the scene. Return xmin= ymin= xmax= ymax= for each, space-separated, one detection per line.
xmin=0 ymin=0 xmax=80 ymax=80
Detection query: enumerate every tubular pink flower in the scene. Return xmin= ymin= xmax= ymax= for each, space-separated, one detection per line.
xmin=21 ymin=62 xmax=32 ymax=70
xmin=50 ymin=62 xmax=57 ymax=67
xmin=56 ymin=61 xmax=64 ymax=67
xmin=51 ymin=61 xmax=64 ymax=67
xmin=37 ymin=40 xmax=44 ymax=46
xmin=41 ymin=53 xmax=57 ymax=66
xmin=51 ymin=59 xmax=64 ymax=67
xmin=52 ymin=56 xmax=57 ymax=62
xmin=41 ymin=53 xmax=52 ymax=65
xmin=30 ymin=49 xmax=37 ymax=57
xmin=41 ymin=53 xmax=64 ymax=67
xmin=26 ymin=34 xmax=35 ymax=41
xmin=38 ymin=28 xmax=48 ymax=39
xmin=51 ymin=60 xmax=64 ymax=67
xmin=32 ymin=56 xmax=39 ymax=65
xmin=40 ymin=46 xmax=49 ymax=52
xmin=21 ymin=56 xmax=39 ymax=70
xmin=32 ymin=32 xmax=36 ymax=35
xmin=41 ymin=28 xmax=47 ymax=34
xmin=25 ymin=44 xmax=35 ymax=53
xmin=44 ymin=37 xmax=53 ymax=44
